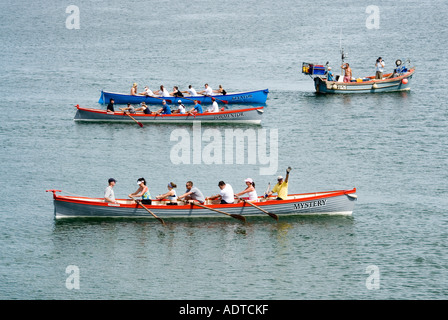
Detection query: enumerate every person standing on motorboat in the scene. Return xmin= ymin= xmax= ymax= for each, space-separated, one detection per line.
xmin=326 ymin=67 xmax=334 ymax=81
xmin=375 ymin=57 xmax=385 ymax=79
xmin=341 ymin=63 xmax=352 ymax=82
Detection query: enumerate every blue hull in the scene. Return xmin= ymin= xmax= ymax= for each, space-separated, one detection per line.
xmin=99 ymin=89 xmax=269 ymax=104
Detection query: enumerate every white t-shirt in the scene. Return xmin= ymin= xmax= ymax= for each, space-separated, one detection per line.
xmin=159 ymin=88 xmax=170 ymax=97
xmin=211 ymin=101 xmax=219 ymax=112
xmin=144 ymin=88 xmax=154 ymax=96
xmin=220 ymin=184 xmax=234 ymax=204
xmin=204 ymin=86 xmax=213 ymax=95
xmin=104 ymin=186 xmax=115 ymax=201
xmin=188 ymin=88 xmax=198 ymax=96
xmin=178 ymin=104 xmax=186 ymax=114
xmin=207 ymin=101 xmax=219 ymax=112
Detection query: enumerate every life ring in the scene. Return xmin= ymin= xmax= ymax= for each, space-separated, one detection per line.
xmin=395 ymin=59 xmax=402 ymax=66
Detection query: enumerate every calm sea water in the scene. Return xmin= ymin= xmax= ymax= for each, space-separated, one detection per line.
xmin=0 ymin=0 xmax=447 ymax=300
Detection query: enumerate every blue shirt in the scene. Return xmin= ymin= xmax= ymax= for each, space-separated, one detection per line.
xmin=162 ymin=104 xmax=171 ymax=114
xmin=194 ymin=104 xmax=203 ymax=113
xmin=327 ymin=70 xmax=334 ymax=81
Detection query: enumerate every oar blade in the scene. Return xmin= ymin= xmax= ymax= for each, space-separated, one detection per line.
xmin=135 ymin=199 xmax=165 ymax=225
xmin=230 ymin=214 xmax=246 ymax=222
xmin=267 ymin=212 xmax=279 ymax=221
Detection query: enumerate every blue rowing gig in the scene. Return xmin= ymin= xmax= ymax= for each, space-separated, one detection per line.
xmin=98 ymin=88 xmax=269 ymax=105
xmin=302 ymin=58 xmax=415 ymax=93
xmin=74 ymin=105 xmax=265 ymax=125
xmin=47 ymin=188 xmax=357 ymax=219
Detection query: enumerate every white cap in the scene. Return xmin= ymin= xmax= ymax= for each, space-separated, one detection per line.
xmin=244 ymin=178 xmax=253 ymax=183
xmin=328 ymin=67 xmax=332 ymax=70
xmin=178 ymin=100 xmax=182 ymax=103
xmin=277 ymin=176 xmax=283 ymax=180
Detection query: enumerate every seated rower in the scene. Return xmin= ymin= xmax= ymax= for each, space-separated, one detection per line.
xmin=129 ymin=178 xmax=152 ymax=205
xmin=213 ymin=85 xmax=227 ymax=95
xmin=139 ymin=86 xmax=154 ymax=96
xmin=172 ymin=100 xmax=186 ymax=114
xmin=156 ymin=182 xmax=178 ymax=205
xmin=135 ymin=102 xmax=154 ymax=115
xmin=181 ymin=85 xmax=198 ymax=96
xmin=156 ymin=100 xmax=172 ymax=115
xmin=130 ymin=83 xmax=138 ymax=95
xmin=120 ymin=103 xmax=136 ymax=114
xmin=188 ymin=100 xmax=203 ymax=114
xmin=154 ymin=85 xmax=170 ymax=97
xmin=177 ymin=181 xmax=205 ymax=204
xmin=207 ymin=181 xmax=235 ymax=204
xmin=170 ymin=86 xmax=184 ymax=97
xmin=235 ymin=178 xmax=258 ymax=202
xmin=205 ymin=97 xmax=219 ymax=113
xmin=198 ymin=83 xmax=213 ymax=96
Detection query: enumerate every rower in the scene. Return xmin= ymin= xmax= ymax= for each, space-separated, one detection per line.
xmin=177 ymin=181 xmax=205 ymax=204
xmin=156 ymin=182 xmax=178 ymax=205
xmin=235 ymin=178 xmax=258 ymax=202
xmin=207 ymin=181 xmax=235 ymax=204
xmin=129 ymin=178 xmax=152 ymax=205
xmin=205 ymin=97 xmax=219 ymax=113
xmin=156 ymin=100 xmax=172 ymax=115
xmin=130 ymin=83 xmax=138 ymax=95
xmin=198 ymin=83 xmax=213 ymax=95
xmin=188 ymin=100 xmax=203 ymax=114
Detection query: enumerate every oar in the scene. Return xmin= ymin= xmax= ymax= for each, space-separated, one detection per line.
xmin=132 ymin=197 xmax=165 ymax=225
xmin=200 ymin=94 xmax=229 ymax=105
xmin=237 ymin=196 xmax=278 ymax=221
xmin=123 ymin=112 xmax=143 ymax=127
xmin=190 ymin=201 xmax=246 ymax=222
xmin=264 ymin=182 xmax=271 ymax=198
xmin=213 ymin=96 xmax=229 ymax=105
xmin=181 ymin=97 xmax=201 ymax=104
xmin=144 ymin=95 xmax=172 ymax=104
